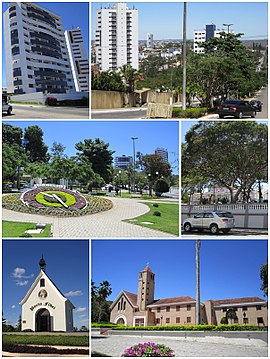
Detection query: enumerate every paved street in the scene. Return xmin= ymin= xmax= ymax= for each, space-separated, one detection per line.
xmin=3 ymin=197 xmax=177 ymax=238
xmin=91 ymin=335 xmax=268 ymax=357
xmin=181 ymin=228 xmax=268 ymax=239
xmin=3 ymin=104 xmax=89 ymax=119
xmin=91 ymin=107 xmax=147 ymax=119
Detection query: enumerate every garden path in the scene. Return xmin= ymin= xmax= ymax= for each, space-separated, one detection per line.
xmin=2 ymin=197 xmax=176 ymax=238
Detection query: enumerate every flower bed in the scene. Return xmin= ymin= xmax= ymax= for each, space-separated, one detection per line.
xmin=3 ymin=192 xmax=113 ymax=217
xmin=122 ymin=342 xmax=175 ymax=357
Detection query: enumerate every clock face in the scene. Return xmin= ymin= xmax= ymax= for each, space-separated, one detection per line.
xmin=21 ymin=187 xmax=88 ymax=211
xmin=38 ymin=289 xmax=48 ymax=299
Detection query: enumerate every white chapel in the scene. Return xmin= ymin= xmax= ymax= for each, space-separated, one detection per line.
xmin=20 ymin=256 xmax=75 ymax=332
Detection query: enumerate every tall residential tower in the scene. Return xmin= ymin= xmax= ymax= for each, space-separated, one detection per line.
xmin=95 ymin=3 xmax=138 ymax=71
xmin=4 ymin=2 xmax=75 ymax=94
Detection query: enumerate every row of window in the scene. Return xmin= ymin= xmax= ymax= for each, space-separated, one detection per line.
xmin=155 ymin=305 xmax=192 ymax=313
xmin=221 ymin=305 xmax=262 ymax=312
xmin=156 ymin=317 xmax=192 ymax=324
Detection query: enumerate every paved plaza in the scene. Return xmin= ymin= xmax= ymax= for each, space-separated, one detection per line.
xmin=3 ymin=197 xmax=177 ymax=238
xmin=91 ymin=335 xmax=268 ymax=357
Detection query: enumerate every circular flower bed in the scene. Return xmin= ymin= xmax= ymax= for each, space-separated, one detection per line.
xmin=3 ymin=189 xmax=113 ymax=217
xmin=122 ymin=342 xmax=175 ymax=357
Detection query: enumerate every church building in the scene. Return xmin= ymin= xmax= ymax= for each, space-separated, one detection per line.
xmin=110 ymin=265 xmax=267 ymax=327
xmin=20 ymin=256 xmax=75 ymax=332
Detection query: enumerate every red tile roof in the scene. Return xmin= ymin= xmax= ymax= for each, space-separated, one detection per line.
xmin=148 ymin=296 xmax=196 ymax=306
xmin=123 ymin=290 xmax=138 ymax=306
xmin=140 ymin=265 xmax=153 ymax=273
xmin=212 ymin=297 xmax=266 ymax=306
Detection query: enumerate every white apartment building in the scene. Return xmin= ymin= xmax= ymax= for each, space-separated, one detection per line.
xmin=95 ymin=3 xmax=138 ymax=71
xmin=4 ymin=2 xmax=75 ymax=94
xmin=193 ymin=24 xmax=233 ymax=53
xmin=155 ymin=147 xmax=168 ymax=162
xmin=65 ymin=28 xmax=89 ymax=92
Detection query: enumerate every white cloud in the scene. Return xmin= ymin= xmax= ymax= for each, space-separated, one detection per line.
xmin=16 ymin=280 xmax=28 ymax=286
xmin=64 ymin=290 xmax=83 ymax=297
xmin=12 ymin=268 xmax=26 ymax=278
xmin=11 ymin=305 xmax=16 ymax=309
xmin=76 ymin=307 xmax=87 ymax=313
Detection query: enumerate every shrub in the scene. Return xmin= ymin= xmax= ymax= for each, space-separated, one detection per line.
xmin=122 ymin=342 xmax=175 ymax=357
xmin=19 ymin=233 xmax=32 ymax=238
xmin=153 ymin=203 xmax=159 ymax=208
xmin=153 ymin=211 xmax=161 ymax=216
xmin=172 ymin=107 xmax=208 ymax=118
xmin=220 ymin=317 xmax=228 ymax=325
xmin=155 ymin=179 xmax=169 ymax=195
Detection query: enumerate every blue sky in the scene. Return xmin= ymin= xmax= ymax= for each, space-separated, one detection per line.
xmin=92 ymin=240 xmax=267 ymax=303
xmin=3 ymin=121 xmax=179 ymax=173
xmin=2 ymin=2 xmax=89 ymax=87
xmin=91 ymin=2 xmax=268 ymax=41
xmin=3 ymin=240 xmax=89 ymax=329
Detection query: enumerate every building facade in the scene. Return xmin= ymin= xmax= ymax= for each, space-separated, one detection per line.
xmin=193 ymin=24 xmax=233 ymax=53
xmin=95 ymin=3 xmax=138 ymax=71
xmin=147 ymin=33 xmax=154 ymax=49
xmin=115 ymin=155 xmax=133 ymax=170
xmin=155 ymin=147 xmax=168 ymax=162
xmin=4 ymin=2 xmax=75 ymax=94
xmin=65 ymin=27 xmax=89 ymax=92
xmin=110 ymin=266 xmax=267 ymax=326
xmin=20 ymin=256 xmax=74 ymax=332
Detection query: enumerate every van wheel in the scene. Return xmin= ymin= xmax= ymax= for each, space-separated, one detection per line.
xmin=238 ymin=112 xmax=243 ymax=119
xmin=184 ymin=223 xmax=192 ymax=232
xmin=251 ymin=111 xmax=256 ymax=118
xmin=210 ymin=224 xmax=219 ymax=234
xmin=7 ymin=108 xmax=12 ymax=115
xmin=219 ymin=115 xmax=224 ymax=119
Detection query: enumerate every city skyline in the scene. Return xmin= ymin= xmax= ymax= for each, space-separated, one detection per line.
xmin=3 ymin=240 xmax=89 ymax=329
xmin=4 ymin=121 xmax=179 ymax=174
xmin=2 ymin=2 xmax=89 ymax=88
xmin=92 ymin=240 xmax=267 ymax=303
xmin=91 ymin=2 xmax=268 ymax=41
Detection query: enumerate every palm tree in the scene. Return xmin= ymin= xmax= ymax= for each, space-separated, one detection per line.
xmin=97 ymin=281 xmax=112 ymax=323
xmin=119 ymin=64 xmax=140 ymax=93
xmin=226 ymin=309 xmax=238 ymax=324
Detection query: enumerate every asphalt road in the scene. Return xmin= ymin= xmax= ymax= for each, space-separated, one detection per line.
xmin=91 ymin=108 xmax=147 ymax=119
xmin=181 ymin=228 xmax=268 ymax=238
xmin=3 ymin=104 xmax=89 ymax=119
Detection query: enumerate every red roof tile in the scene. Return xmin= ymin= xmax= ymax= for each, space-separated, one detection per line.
xmin=123 ymin=290 xmax=138 ymax=306
xmin=148 ymin=296 xmax=196 ymax=306
xmin=140 ymin=265 xmax=153 ymax=273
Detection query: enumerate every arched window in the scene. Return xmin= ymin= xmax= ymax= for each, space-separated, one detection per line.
xmin=118 ymin=302 xmax=120 ymax=311
xmin=123 ymin=301 xmax=126 ymax=310
xmin=40 ymin=278 xmax=45 ymax=287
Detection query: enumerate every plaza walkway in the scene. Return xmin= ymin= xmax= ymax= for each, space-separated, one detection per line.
xmin=91 ymin=335 xmax=267 ymax=357
xmin=2 ymin=197 xmax=177 ymax=238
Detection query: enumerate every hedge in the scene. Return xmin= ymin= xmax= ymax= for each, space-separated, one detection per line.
xmin=172 ymin=107 xmax=208 ymax=118
xmin=91 ymin=323 xmax=267 ymax=331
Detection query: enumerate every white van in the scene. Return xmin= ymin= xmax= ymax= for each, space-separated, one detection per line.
xmin=2 ymin=100 xmax=12 ymax=115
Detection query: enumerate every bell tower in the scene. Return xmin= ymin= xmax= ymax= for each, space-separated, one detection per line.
xmin=137 ymin=265 xmax=155 ymax=310
xmin=39 ymin=255 xmax=46 ymax=272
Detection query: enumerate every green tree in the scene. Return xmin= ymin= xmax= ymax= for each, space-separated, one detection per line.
xmin=75 ymin=138 xmax=115 ymax=183
xmin=119 ymin=64 xmax=141 ymax=93
xmin=260 ymin=263 xmax=268 ymax=297
xmin=154 ymin=178 xmax=170 ymax=196
xmin=93 ymin=280 xmax=112 ymax=323
xmin=16 ymin=315 xmax=22 ymax=332
xmin=3 ymin=123 xmax=22 ymax=147
xmin=24 ymin=125 xmax=48 ymax=163
xmin=182 ymin=121 xmax=268 ymax=203
xmin=226 ymin=309 xmax=238 ymax=324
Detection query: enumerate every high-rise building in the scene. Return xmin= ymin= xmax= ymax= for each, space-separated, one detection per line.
xmin=193 ymin=24 xmax=233 ymax=53
xmin=147 ymin=33 xmax=154 ymax=48
xmin=95 ymin=3 xmax=138 ymax=71
xmin=4 ymin=2 xmax=75 ymax=94
xmin=65 ymin=28 xmax=89 ymax=92
xmin=155 ymin=147 xmax=168 ymax=162
xmin=115 ymin=155 xmax=133 ymax=170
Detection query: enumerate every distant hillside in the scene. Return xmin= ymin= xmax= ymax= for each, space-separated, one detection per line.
xmin=241 ymin=39 xmax=268 ymax=49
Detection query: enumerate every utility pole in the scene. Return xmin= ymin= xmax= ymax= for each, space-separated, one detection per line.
xmin=182 ymin=2 xmax=187 ymax=111
xmin=131 ymin=137 xmax=138 ymax=192
xmin=196 ymin=239 xmax=201 ymax=325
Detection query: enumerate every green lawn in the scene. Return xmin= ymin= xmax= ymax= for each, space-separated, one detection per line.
xmin=125 ymin=202 xmax=179 ymax=235
xmin=3 ymin=334 xmax=89 ymax=347
xmin=2 ymin=221 xmax=51 ymax=238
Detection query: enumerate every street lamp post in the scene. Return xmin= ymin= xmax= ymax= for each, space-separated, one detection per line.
xmin=131 ymin=137 xmax=138 ymax=192
xmin=148 ymin=174 xmax=152 ymax=196
xmin=119 ymin=170 xmax=122 ymax=196
xmin=182 ymin=2 xmax=187 ymax=111
xmin=196 ymin=239 xmax=201 ymax=325
xmin=223 ymin=23 xmax=234 ymax=33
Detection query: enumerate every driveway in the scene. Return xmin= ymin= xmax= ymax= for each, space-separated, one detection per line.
xmin=2 ymin=197 xmax=176 ymax=238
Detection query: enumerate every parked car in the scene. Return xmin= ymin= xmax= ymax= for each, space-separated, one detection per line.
xmin=249 ymin=100 xmax=262 ymax=112
xmin=183 ymin=211 xmax=235 ymax=234
xmin=2 ymin=100 xmax=12 ymax=115
xmin=217 ymin=100 xmax=256 ymax=119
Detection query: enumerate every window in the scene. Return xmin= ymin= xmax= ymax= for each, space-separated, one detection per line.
xmin=176 ymin=306 xmax=180 ymax=312
xmin=222 ymin=308 xmax=227 ymax=312
xmin=166 ymin=307 xmax=170 ymax=312
xmin=40 ymin=279 xmax=45 ymax=287
xmin=233 ymin=318 xmax=238 ymax=324
xmin=243 ymin=318 xmax=249 ymax=324
xmin=29 ymin=84 xmax=34 ymax=88
xmin=123 ymin=301 xmax=126 ymax=310
xmin=157 ymin=307 xmax=161 ymax=313
xmin=166 ymin=318 xmax=170 ymax=324
xmin=176 ymin=317 xmax=180 ymax=324
xmin=118 ymin=302 xmax=120 ymax=311
xmin=187 ymin=317 xmax=191 ymax=323
xmin=242 ymin=306 xmax=248 ymax=311
xmin=187 ymin=304 xmax=191 ymax=311
xmin=257 ymin=317 xmax=264 ymax=325
xmin=156 ymin=318 xmax=160 ymax=324
xmin=256 ymin=306 xmax=262 ymax=311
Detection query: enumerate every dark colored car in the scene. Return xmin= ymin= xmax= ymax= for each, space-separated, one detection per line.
xmin=250 ymin=100 xmax=262 ymax=112
xmin=217 ymin=100 xmax=256 ymax=119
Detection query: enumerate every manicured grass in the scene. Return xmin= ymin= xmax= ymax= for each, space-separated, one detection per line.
xmin=92 ymin=351 xmax=111 ymax=357
xmin=114 ymin=192 xmax=158 ymax=200
xmin=2 ymin=221 xmax=51 ymax=238
xmin=125 ymin=203 xmax=179 ymax=235
xmin=3 ymin=334 xmax=89 ymax=347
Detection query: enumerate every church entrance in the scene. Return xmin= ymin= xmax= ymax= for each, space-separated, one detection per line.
xmin=116 ymin=318 xmax=125 ymax=325
xmin=36 ymin=309 xmax=51 ymax=332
